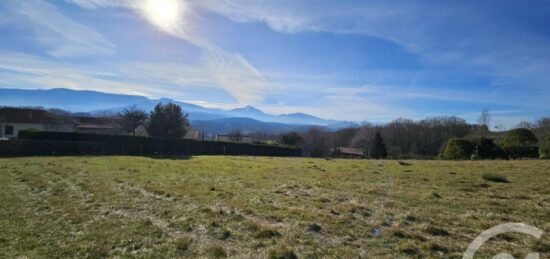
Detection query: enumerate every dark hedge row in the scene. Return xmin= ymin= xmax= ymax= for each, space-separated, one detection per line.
xmin=443 ymin=136 xmax=539 ymax=160
xmin=0 ymin=131 xmax=300 ymax=157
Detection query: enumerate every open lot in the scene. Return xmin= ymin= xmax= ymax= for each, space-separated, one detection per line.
xmin=0 ymin=156 xmax=548 ymax=258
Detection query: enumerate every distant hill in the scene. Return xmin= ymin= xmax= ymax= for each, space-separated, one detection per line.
xmin=0 ymin=87 xmax=357 ymax=133
xmin=0 ymin=88 xmax=150 ymax=112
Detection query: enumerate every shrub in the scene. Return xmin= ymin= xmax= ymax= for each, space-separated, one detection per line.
xmin=540 ymin=136 xmax=550 ymax=159
xmin=482 ymin=173 xmax=509 ymax=183
xmin=501 ymin=128 xmax=539 ymax=158
xmin=474 ymin=137 xmax=504 ymax=159
xmin=398 ymin=161 xmax=412 ymax=166
xmin=443 ymin=139 xmax=474 ymax=160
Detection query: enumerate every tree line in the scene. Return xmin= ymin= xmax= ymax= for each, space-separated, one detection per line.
xmin=278 ymin=114 xmax=550 ymax=159
xmin=117 ymin=104 xmax=549 ymax=159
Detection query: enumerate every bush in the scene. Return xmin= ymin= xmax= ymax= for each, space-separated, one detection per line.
xmin=501 ymin=128 xmax=539 ymax=158
xmin=474 ymin=137 xmax=504 ymax=159
xmin=482 ymin=173 xmax=509 ymax=183
xmin=540 ymin=136 xmax=550 ymax=159
xmin=443 ymin=139 xmax=474 ymax=160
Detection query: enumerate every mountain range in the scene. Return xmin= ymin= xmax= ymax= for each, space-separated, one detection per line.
xmin=0 ymin=88 xmax=357 ymax=134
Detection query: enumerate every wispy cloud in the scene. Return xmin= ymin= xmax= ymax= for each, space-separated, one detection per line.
xmin=0 ymin=50 xmax=257 ymax=108
xmin=196 ymin=1 xmax=550 ymax=92
xmin=0 ymin=0 xmax=114 ymax=58
xmin=65 ymin=0 xmax=269 ymax=104
xmin=0 ymin=51 xmax=152 ymax=97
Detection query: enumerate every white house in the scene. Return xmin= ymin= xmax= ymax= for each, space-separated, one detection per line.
xmin=215 ymin=134 xmax=253 ymax=144
xmin=184 ymin=130 xmax=204 ymax=140
xmin=0 ymin=108 xmax=118 ymax=139
xmin=0 ymin=108 xmax=75 ymax=139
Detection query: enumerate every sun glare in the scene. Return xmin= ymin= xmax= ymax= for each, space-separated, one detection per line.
xmin=142 ymin=0 xmax=184 ymax=32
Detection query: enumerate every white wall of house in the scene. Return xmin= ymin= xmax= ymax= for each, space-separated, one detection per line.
xmin=0 ymin=123 xmax=75 ymax=138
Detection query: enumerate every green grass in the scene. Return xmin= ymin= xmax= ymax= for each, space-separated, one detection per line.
xmin=0 ymin=156 xmax=549 ymax=258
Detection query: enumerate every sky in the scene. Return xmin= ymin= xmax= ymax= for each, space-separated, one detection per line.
xmin=1 ymin=0 xmax=550 ymax=127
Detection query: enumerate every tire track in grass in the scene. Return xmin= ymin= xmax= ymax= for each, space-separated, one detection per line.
xmin=367 ymin=160 xmax=395 ymax=233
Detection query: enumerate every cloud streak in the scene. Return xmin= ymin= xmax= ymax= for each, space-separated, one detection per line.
xmin=0 ymin=0 xmax=114 ymax=58
xmin=196 ymin=0 xmax=550 ymax=92
xmin=65 ymin=0 xmax=269 ymax=104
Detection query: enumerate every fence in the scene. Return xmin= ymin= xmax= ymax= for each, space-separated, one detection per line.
xmin=0 ymin=131 xmax=300 ymax=157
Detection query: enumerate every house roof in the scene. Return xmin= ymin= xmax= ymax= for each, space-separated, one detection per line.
xmin=0 ymin=108 xmax=62 ymax=124
xmin=76 ymin=124 xmax=115 ymax=129
xmin=337 ymin=147 xmax=365 ymax=156
xmin=185 ymin=130 xmax=202 ymax=139
xmin=0 ymin=108 xmax=116 ymax=129
xmin=73 ymin=116 xmax=116 ymax=126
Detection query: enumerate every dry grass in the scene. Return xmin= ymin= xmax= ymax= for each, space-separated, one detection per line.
xmin=0 ymin=156 xmax=549 ymax=258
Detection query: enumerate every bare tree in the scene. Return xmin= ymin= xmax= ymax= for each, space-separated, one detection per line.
xmin=280 ymin=131 xmax=303 ymax=146
xmin=333 ymin=127 xmax=358 ymax=148
xmin=477 ymin=109 xmax=491 ymax=132
xmin=535 ymin=117 xmax=550 ymax=135
xmin=515 ymin=121 xmax=533 ymax=129
xmin=301 ymin=127 xmax=331 ymax=157
xmin=350 ymin=123 xmax=376 ymax=150
xmin=119 ymin=105 xmax=148 ymax=136
xmin=227 ymin=130 xmax=244 ymax=142
xmin=493 ymin=122 xmax=506 ymax=132
xmin=531 ymin=117 xmax=550 ymax=144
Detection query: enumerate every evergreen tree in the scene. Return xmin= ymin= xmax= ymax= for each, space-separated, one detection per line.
xmin=368 ymin=131 xmax=387 ymax=159
xmin=146 ymin=103 xmax=190 ymax=139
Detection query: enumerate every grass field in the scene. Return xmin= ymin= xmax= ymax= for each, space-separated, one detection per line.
xmin=0 ymin=156 xmax=549 ymax=258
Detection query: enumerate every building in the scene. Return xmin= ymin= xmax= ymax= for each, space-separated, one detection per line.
xmin=0 ymin=108 xmax=117 ymax=138
xmin=73 ymin=116 xmax=118 ymax=135
xmin=0 ymin=108 xmax=75 ymax=139
xmin=333 ymin=147 xmax=365 ymax=158
xmin=215 ymin=134 xmax=253 ymax=144
xmin=184 ymin=130 xmax=204 ymax=140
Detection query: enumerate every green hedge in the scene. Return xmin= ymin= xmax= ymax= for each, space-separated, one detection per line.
xmin=1 ymin=131 xmax=300 ymax=157
xmin=501 ymin=128 xmax=539 ymax=159
xmin=443 ymin=138 xmax=475 ymax=160
xmin=474 ymin=137 xmax=504 ymax=159
xmin=540 ymin=135 xmax=550 ymax=158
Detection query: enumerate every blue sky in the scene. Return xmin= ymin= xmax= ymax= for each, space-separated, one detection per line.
xmin=1 ymin=0 xmax=550 ymax=127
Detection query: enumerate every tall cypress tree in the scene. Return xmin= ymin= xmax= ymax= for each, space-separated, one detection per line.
xmin=368 ymin=131 xmax=387 ymax=159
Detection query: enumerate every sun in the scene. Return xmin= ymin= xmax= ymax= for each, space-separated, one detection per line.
xmin=142 ymin=0 xmax=184 ymax=32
